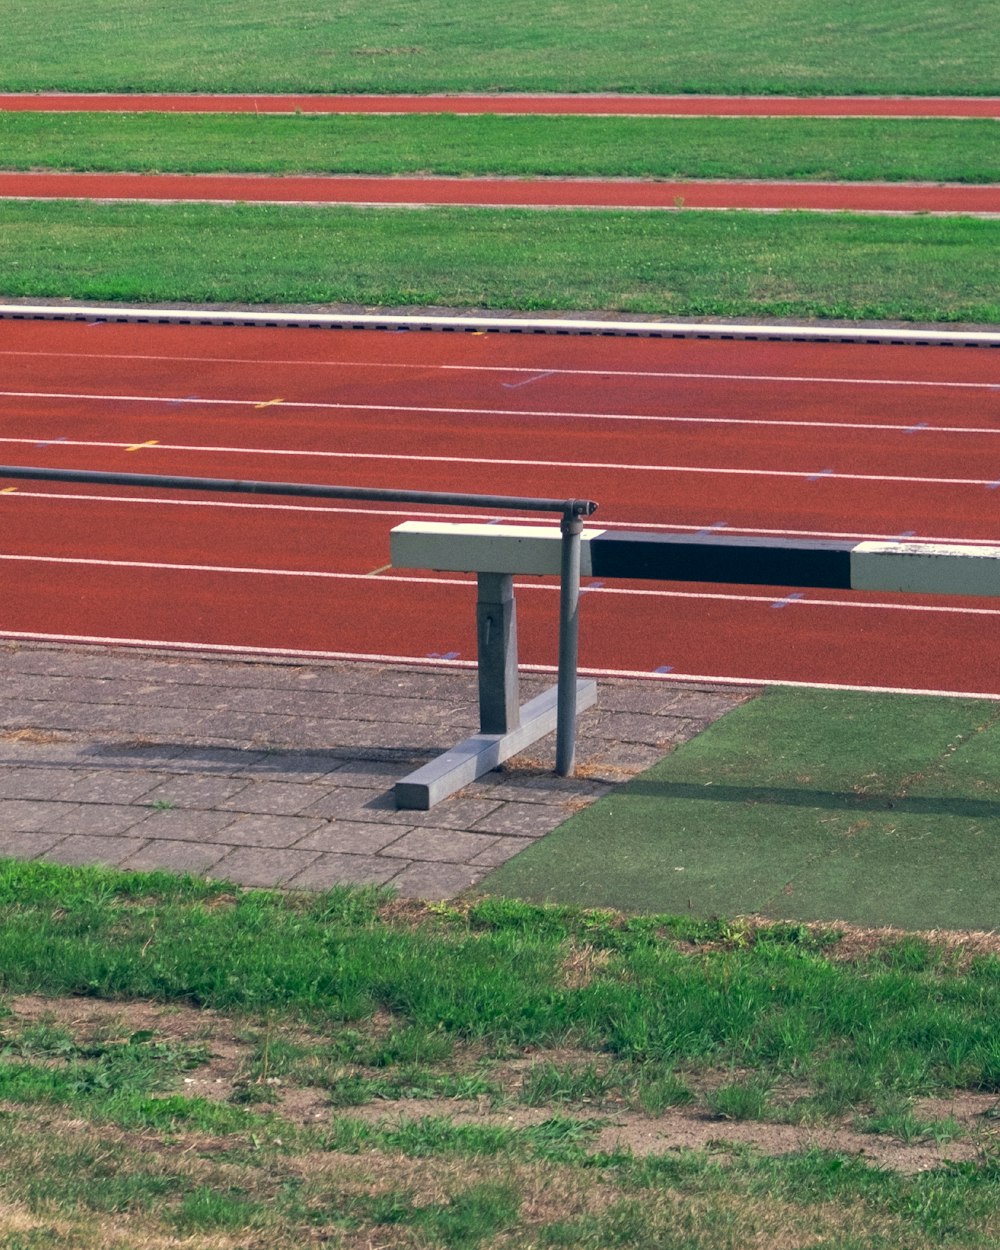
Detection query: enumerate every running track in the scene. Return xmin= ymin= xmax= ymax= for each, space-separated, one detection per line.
xmin=2 ymin=93 xmax=998 ymax=117
xmin=2 ymin=312 xmax=999 ymax=697
xmin=1 ymin=171 xmax=996 ymax=215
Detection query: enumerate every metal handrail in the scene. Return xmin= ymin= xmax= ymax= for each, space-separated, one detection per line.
xmin=0 ymin=465 xmax=598 ymax=775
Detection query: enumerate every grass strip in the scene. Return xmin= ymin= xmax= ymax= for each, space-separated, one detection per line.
xmin=1 ymin=865 xmax=999 ymax=1243
xmin=484 ymin=687 xmax=1000 ymax=930
xmin=0 ymin=0 xmax=996 ymax=95
xmin=3 ymin=114 xmax=999 ymax=184
xmin=1 ymin=861 xmax=999 ymax=1112
xmin=1 ymin=1113 xmax=997 ymax=1249
xmin=1 ymin=200 xmax=998 ymax=323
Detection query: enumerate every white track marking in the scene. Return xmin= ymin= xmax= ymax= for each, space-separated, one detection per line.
xmin=2 ymin=348 xmax=997 ymax=391
xmin=4 ymin=486 xmax=999 ymax=548
xmin=0 ymin=386 xmax=997 ymax=436
xmin=4 ymin=303 xmax=1000 ymax=346
xmin=2 ymin=552 xmax=997 ymax=616
xmin=0 ymin=628 xmax=995 ymax=700
xmin=0 ymin=433 xmax=994 ymax=486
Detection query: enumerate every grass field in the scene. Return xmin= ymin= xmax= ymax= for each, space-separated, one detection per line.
xmin=0 ymin=860 xmax=997 ymax=1247
xmin=0 ymin=0 xmax=997 ymax=94
xmin=3 ymin=113 xmax=999 ymax=183
xmin=2 ymin=200 xmax=997 ymax=323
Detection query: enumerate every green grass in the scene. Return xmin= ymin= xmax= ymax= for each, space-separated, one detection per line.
xmin=0 ymin=0 xmax=996 ymax=94
xmin=0 ymin=867 xmax=999 ymax=1244
xmin=484 ymin=688 xmax=1000 ymax=929
xmin=2 ymin=864 xmax=1000 ymax=1109
xmin=2 ymin=199 xmax=998 ymax=323
xmin=3 ymin=113 xmax=999 ymax=183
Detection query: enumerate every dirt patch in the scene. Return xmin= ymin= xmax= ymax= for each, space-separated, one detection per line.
xmin=3 ymin=994 xmax=998 ymax=1175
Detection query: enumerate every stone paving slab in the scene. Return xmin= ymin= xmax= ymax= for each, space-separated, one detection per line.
xmin=0 ymin=642 xmax=755 ymax=900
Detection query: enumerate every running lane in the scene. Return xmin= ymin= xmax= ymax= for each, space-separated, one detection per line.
xmin=1 ymin=94 xmax=998 ymax=117
xmin=1 ymin=316 xmax=999 ymax=695
xmin=0 ymin=171 xmax=996 ymax=214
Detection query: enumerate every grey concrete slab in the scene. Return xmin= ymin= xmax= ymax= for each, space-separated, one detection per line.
xmin=207 ymin=846 xmax=321 ymax=888
xmin=0 ymin=768 xmax=79 ymax=801
xmin=380 ymin=829 xmax=502 ymax=863
xmin=291 ymin=821 xmax=412 ymax=855
xmin=217 ymin=780 xmax=339 ymax=816
xmin=118 ymin=840 xmax=232 ymax=874
xmin=0 ymin=643 xmax=753 ymax=899
xmin=284 ymin=853 xmax=405 ymax=890
xmin=44 ymin=835 xmax=150 ymax=867
xmin=43 ymin=803 xmax=154 ymax=837
xmin=218 ymin=814 xmax=328 ymax=848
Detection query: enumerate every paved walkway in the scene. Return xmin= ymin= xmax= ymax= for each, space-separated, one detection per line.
xmin=0 ymin=642 xmax=752 ymax=898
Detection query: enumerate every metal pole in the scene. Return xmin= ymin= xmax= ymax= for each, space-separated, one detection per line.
xmin=555 ymin=509 xmax=584 ymax=776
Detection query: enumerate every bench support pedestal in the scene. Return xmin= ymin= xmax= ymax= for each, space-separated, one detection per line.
xmin=395 ymin=570 xmax=596 ymax=810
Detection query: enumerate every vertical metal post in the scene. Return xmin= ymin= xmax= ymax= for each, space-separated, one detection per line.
xmin=556 ymin=509 xmax=583 ymax=776
xmin=475 ymin=572 xmax=520 ymax=734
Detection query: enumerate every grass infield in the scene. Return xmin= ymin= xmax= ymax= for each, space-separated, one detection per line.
xmin=0 ymin=0 xmax=996 ymax=95
xmin=2 ymin=113 xmax=999 ymax=184
xmin=484 ymin=687 xmax=1000 ymax=930
xmin=2 ymin=200 xmax=998 ymax=323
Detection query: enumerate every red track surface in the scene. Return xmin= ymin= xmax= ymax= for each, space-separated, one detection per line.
xmin=1 ymin=93 xmax=998 ymax=118
xmin=2 ymin=316 xmax=999 ymax=696
xmin=1 ymin=171 xmax=997 ymax=215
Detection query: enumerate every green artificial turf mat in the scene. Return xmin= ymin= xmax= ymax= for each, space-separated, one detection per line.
xmin=482 ymin=688 xmax=1000 ymax=930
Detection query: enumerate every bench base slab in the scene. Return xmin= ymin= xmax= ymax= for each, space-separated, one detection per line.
xmin=394 ymin=679 xmax=598 ymax=810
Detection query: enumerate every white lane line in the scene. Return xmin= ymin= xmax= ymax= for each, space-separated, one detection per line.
xmin=3 ymin=348 xmax=997 ymax=391
xmin=0 ymin=434 xmax=994 ymax=486
xmin=4 ymin=486 xmax=1000 ymax=548
xmin=3 ymin=552 xmax=997 ymax=616
xmin=0 ymin=386 xmax=997 ymax=436
xmin=0 ymin=627 xmax=995 ymax=700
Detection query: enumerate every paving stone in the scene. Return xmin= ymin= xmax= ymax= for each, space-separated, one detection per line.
xmin=42 ymin=835 xmax=149 ymax=867
xmin=207 ymin=847 xmax=321 ymax=888
xmin=291 ymin=820 xmax=411 ymax=854
xmin=134 ymin=809 xmax=240 ymax=842
xmin=234 ymin=752 xmax=348 ymax=782
xmin=379 ymin=829 xmax=501 ymax=863
xmin=44 ymin=803 xmax=154 ymax=837
xmin=0 ymin=830 xmax=67 ymax=859
xmin=466 ymin=773 xmax=611 ymax=805
xmin=119 ymin=840 xmax=232 ymax=874
xmin=312 ymin=759 xmax=407 ymax=789
xmin=575 ymin=741 xmax=668 ymax=775
xmin=0 ymin=768 xmax=80 ymax=800
xmin=284 ymin=853 xmax=404 ymax=890
xmin=218 ymin=780 xmax=338 ymax=816
xmin=0 ymin=740 xmax=84 ymax=766
xmin=0 ymin=799 xmax=78 ymax=832
xmin=470 ymin=803 xmax=572 ymax=838
xmin=388 ymin=861 xmax=488 ymax=901
xmin=217 ymin=814 xmax=327 ymax=848
xmin=299 ymin=788 xmax=417 ymax=825
xmin=468 ymin=836 xmax=536 ymax=868
xmin=141 ymin=775 xmax=253 ymax=809
xmin=138 ymin=746 xmax=268 ymax=774
xmin=56 ymin=770 xmax=171 ymax=804
xmin=83 ymin=744 xmax=187 ymax=769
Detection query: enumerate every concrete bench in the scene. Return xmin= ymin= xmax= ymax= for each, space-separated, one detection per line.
xmin=390 ymin=521 xmax=1000 ymax=809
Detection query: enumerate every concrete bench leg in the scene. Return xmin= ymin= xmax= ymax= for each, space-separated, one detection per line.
xmin=395 ymin=571 xmax=597 ymax=810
